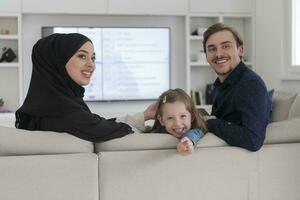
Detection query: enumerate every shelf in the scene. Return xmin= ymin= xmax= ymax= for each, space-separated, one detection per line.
xmin=196 ymin=104 xmax=212 ymax=114
xmin=244 ymin=61 xmax=252 ymax=66
xmin=0 ymin=14 xmax=22 ymax=111
xmin=0 ymin=34 xmax=18 ymax=40
xmin=190 ymin=62 xmax=209 ymax=67
xmin=190 ymin=35 xmax=203 ymax=40
xmin=0 ymin=62 xmax=19 ymax=68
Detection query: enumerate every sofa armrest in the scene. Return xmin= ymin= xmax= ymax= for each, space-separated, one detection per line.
xmin=0 ymin=126 xmax=94 ymax=156
xmin=264 ymin=117 xmax=300 ymax=144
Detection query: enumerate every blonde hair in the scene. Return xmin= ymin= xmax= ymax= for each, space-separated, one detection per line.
xmin=151 ymin=88 xmax=207 ymax=133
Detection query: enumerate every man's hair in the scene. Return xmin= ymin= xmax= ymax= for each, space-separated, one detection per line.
xmin=203 ymin=23 xmax=244 ymax=53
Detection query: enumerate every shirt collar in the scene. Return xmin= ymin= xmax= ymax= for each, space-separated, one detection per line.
xmin=214 ymin=61 xmax=247 ymax=88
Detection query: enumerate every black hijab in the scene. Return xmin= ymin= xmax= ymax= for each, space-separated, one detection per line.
xmin=15 ymin=33 xmax=133 ymax=142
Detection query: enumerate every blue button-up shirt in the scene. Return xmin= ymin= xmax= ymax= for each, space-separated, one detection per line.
xmin=207 ymin=62 xmax=272 ymax=151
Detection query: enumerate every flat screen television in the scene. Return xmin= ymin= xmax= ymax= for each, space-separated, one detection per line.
xmin=42 ymin=26 xmax=171 ymax=101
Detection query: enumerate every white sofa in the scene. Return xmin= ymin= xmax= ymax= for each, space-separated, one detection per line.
xmin=0 ymin=91 xmax=300 ymax=200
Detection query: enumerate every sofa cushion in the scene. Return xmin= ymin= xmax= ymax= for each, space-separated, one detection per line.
xmin=0 ymin=126 xmax=93 ymax=156
xmin=288 ymin=93 xmax=300 ymax=119
xmin=271 ymin=91 xmax=297 ymax=122
xmin=264 ymin=117 xmax=300 ymax=144
xmin=0 ymin=153 xmax=98 ymax=200
xmin=95 ymin=132 xmax=227 ymax=153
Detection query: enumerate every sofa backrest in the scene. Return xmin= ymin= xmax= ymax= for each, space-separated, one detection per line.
xmin=288 ymin=92 xmax=300 ymax=119
xmin=0 ymin=126 xmax=94 ymax=156
xmin=271 ymin=91 xmax=298 ymax=122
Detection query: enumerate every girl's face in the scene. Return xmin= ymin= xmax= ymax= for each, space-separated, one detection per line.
xmin=158 ymin=101 xmax=192 ymax=138
xmin=65 ymin=41 xmax=96 ymax=86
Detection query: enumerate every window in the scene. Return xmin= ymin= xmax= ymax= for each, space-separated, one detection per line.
xmin=292 ymin=0 xmax=300 ymax=66
xmin=283 ymin=0 xmax=300 ymax=78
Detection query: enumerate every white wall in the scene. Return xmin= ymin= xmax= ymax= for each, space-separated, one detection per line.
xmin=20 ymin=1 xmax=300 ymax=117
xmin=255 ymin=0 xmax=300 ymax=92
xmin=22 ymin=14 xmax=185 ymax=117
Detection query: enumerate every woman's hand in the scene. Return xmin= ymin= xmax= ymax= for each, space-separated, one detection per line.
xmin=143 ymin=101 xmax=158 ymax=121
xmin=177 ymin=137 xmax=194 ymax=156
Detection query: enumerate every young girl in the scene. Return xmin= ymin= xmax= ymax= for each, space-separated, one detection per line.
xmin=151 ymin=88 xmax=207 ymax=155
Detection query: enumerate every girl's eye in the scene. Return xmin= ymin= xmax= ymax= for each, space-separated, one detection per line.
xmin=181 ymin=115 xmax=187 ymax=119
xmin=167 ymin=117 xmax=173 ymax=120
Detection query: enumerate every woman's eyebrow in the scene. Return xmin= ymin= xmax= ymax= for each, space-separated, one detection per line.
xmin=78 ymin=49 xmax=95 ymax=56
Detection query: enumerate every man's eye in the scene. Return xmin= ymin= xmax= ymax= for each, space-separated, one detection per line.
xmin=207 ymin=48 xmax=216 ymax=52
xmin=223 ymin=44 xmax=230 ymax=49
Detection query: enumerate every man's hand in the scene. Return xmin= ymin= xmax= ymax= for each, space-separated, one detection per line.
xmin=143 ymin=101 xmax=158 ymax=121
xmin=203 ymin=115 xmax=217 ymax=121
xmin=177 ymin=137 xmax=194 ymax=156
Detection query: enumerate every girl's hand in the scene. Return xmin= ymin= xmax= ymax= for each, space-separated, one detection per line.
xmin=177 ymin=137 xmax=194 ymax=156
xmin=143 ymin=101 xmax=158 ymax=121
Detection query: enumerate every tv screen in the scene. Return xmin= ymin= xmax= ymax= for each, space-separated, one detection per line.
xmin=42 ymin=27 xmax=171 ymax=101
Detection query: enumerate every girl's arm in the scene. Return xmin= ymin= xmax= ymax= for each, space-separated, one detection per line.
xmin=177 ymin=128 xmax=205 ymax=155
xmin=183 ymin=128 xmax=205 ymax=145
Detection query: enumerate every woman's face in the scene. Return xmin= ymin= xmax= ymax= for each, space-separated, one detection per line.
xmin=157 ymin=101 xmax=192 ymax=138
xmin=65 ymin=41 xmax=96 ymax=86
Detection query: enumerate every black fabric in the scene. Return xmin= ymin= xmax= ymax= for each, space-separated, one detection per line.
xmin=15 ymin=33 xmax=133 ymax=142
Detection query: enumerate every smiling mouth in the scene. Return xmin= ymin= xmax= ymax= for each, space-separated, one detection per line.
xmin=173 ymin=128 xmax=185 ymax=136
xmin=215 ymin=58 xmax=228 ymax=64
xmin=82 ymin=70 xmax=93 ymax=78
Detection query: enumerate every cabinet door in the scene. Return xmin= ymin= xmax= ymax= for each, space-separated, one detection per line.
xmin=190 ymin=0 xmax=253 ymax=14
xmin=0 ymin=0 xmax=21 ymax=12
xmin=109 ymin=0 xmax=188 ymax=15
xmin=22 ymin=0 xmax=108 ymax=14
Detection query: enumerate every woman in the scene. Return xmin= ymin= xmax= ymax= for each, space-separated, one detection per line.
xmin=15 ymin=33 xmax=141 ymax=142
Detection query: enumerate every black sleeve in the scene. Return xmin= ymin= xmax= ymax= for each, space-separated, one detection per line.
xmin=41 ymin=110 xmax=133 ymax=142
xmin=207 ymin=81 xmax=271 ymax=151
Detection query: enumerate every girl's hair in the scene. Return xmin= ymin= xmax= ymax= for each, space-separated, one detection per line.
xmin=151 ymin=88 xmax=208 ymax=133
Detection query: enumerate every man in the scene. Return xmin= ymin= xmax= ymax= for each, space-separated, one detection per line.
xmin=203 ymin=23 xmax=272 ymax=151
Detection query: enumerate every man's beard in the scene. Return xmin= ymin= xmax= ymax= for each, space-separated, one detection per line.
xmin=214 ymin=66 xmax=233 ymax=76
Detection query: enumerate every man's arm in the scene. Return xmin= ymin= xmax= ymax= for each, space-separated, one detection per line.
xmin=207 ymin=81 xmax=271 ymax=151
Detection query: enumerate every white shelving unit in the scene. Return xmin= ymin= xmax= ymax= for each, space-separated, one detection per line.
xmin=0 ymin=13 xmax=22 ymax=112
xmin=186 ymin=13 xmax=254 ymax=105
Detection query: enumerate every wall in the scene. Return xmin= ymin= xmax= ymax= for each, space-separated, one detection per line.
xmin=255 ymin=0 xmax=300 ymax=93
xmin=19 ymin=1 xmax=300 ymax=117
xmin=22 ymin=14 xmax=185 ymax=117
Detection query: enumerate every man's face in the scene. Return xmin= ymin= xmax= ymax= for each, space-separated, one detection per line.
xmin=205 ymin=30 xmax=244 ymax=82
